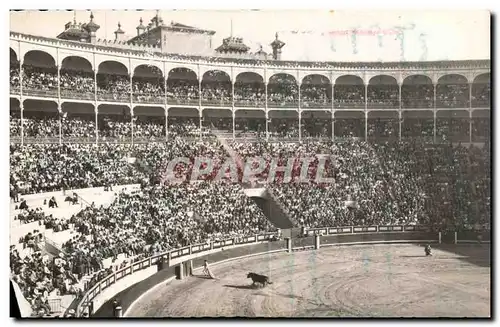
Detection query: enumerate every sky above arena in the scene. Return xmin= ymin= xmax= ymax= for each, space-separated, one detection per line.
xmin=10 ymin=10 xmax=490 ymax=62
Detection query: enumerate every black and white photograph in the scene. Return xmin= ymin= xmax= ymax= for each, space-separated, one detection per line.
xmin=8 ymin=8 xmax=491 ymax=319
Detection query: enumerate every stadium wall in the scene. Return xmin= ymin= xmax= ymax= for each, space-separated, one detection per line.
xmin=77 ymin=225 xmax=487 ymax=318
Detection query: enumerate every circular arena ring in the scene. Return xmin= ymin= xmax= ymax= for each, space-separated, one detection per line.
xmin=126 ymin=243 xmax=490 ymax=318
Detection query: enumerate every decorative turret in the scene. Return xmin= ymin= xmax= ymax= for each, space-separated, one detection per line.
xmin=57 ymin=11 xmax=90 ymax=42
xmin=136 ymin=18 xmax=146 ymax=36
xmin=256 ymin=45 xmax=267 ymax=56
xmin=82 ymin=12 xmax=100 ymax=44
xmin=150 ymin=10 xmax=164 ymax=28
xmin=215 ymin=36 xmax=250 ymax=54
xmin=114 ymin=22 xmax=125 ymax=42
xmin=270 ymin=32 xmax=285 ymax=60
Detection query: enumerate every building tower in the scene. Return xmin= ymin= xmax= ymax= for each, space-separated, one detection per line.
xmin=114 ymin=22 xmax=125 ymax=42
xmin=82 ymin=12 xmax=100 ymax=44
xmin=270 ymin=32 xmax=285 ymax=60
xmin=136 ymin=18 xmax=146 ymax=36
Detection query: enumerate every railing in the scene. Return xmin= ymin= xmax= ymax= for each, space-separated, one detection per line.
xmin=471 ymin=100 xmax=491 ymax=108
xmin=267 ymin=100 xmax=299 ymax=108
xmin=304 ymin=224 xmax=433 ymax=236
xmin=132 ymin=94 xmax=164 ymax=104
xmin=97 ymin=93 xmax=130 ymax=103
xmin=74 ymin=223 xmax=490 ymax=317
xmin=304 ymin=224 xmax=490 ymax=236
xmin=334 ymin=102 xmax=365 ymax=109
xmin=23 ymin=88 xmax=58 ymax=98
xmin=75 ymin=232 xmax=277 ymax=317
xmin=8 ymin=87 xmax=492 ymax=110
xmin=10 ymin=86 xmax=20 ymax=95
xmin=402 ymin=100 xmax=434 ymax=109
xmin=61 ymin=89 xmax=95 ymax=101
xmin=201 ymin=99 xmax=232 ymax=107
xmin=48 ymin=298 xmax=63 ymax=314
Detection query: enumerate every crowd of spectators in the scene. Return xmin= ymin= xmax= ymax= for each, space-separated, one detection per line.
xmin=10 ymin=139 xmax=277 ymax=316
xmin=231 ymin=139 xmax=490 ymax=229
xmin=234 ymin=82 xmax=265 ymax=107
xmin=472 ymin=83 xmax=490 ymax=107
xmin=201 ymin=82 xmax=232 ymax=105
xmin=401 ymin=84 xmax=434 ymax=108
xmin=22 ymin=65 xmax=58 ymax=95
xmin=10 ymin=59 xmax=491 ymax=318
xmin=132 ymin=76 xmax=164 ymax=103
xmin=9 ymin=143 xmax=144 ymax=194
xmin=60 ymin=69 xmax=94 ymax=99
xmin=9 ymin=112 xmax=488 ymax=142
xmin=10 ymin=65 xmax=491 ymax=110
xmin=436 ymin=84 xmax=469 ymax=108
xmin=11 ymin=64 xmax=20 ymax=90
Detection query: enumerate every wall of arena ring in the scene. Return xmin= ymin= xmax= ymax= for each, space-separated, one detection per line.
xmin=75 ymin=226 xmax=490 ymax=318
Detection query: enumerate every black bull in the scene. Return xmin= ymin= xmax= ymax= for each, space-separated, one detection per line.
xmin=247 ymin=273 xmax=273 ymax=287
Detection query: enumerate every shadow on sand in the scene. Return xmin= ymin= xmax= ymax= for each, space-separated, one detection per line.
xmin=432 ymin=244 xmax=491 ymax=268
xmin=223 ymin=284 xmax=256 ymax=290
xmin=192 ymin=275 xmax=213 ymax=280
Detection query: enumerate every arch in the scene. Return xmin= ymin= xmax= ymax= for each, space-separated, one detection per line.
xmin=367 ymin=75 xmax=399 ymax=109
xmin=471 ymin=109 xmax=490 ymax=118
xmin=437 ymin=74 xmax=468 ymax=85
xmin=334 ymin=75 xmax=365 ymax=109
xmin=367 ymin=110 xmax=399 ymax=119
xmin=436 ymin=74 xmax=469 ymax=108
xmin=302 ymin=74 xmax=331 ymax=85
xmin=61 ymin=102 xmax=95 ymax=115
xmin=234 ymin=109 xmax=266 ymax=118
xmin=334 ymin=111 xmax=365 ymax=137
xmin=97 ymin=61 xmax=129 ymax=75
xmin=402 ymin=110 xmax=433 ymax=119
xmin=301 ymin=75 xmax=332 ymax=109
xmin=402 ymin=75 xmax=433 ymax=85
xmin=23 ymin=50 xmax=56 ymax=68
xmin=436 ymin=110 xmax=470 ymax=118
xmin=168 ymin=107 xmax=199 ymax=117
xmin=435 ymin=110 xmax=471 ymax=142
xmin=268 ymin=73 xmax=297 ymax=84
xmin=235 ymin=72 xmax=264 ymax=84
xmin=334 ymin=111 xmax=364 ymax=119
xmin=10 ymin=98 xmax=20 ymax=110
xmin=335 ymin=75 xmax=364 ymax=85
xmin=234 ymin=72 xmax=265 ymax=108
xmin=201 ymin=70 xmax=231 ymax=82
xmin=61 ymin=56 xmax=93 ymax=72
xmin=268 ymin=74 xmax=299 ymax=108
xmin=10 ymin=48 xmax=18 ymax=63
xmin=368 ymin=75 xmax=398 ymax=85
xmin=133 ymin=64 xmax=164 ymax=78
xmin=471 ymin=73 xmax=490 ymax=108
xmin=473 ymin=73 xmax=490 ymax=84
xmin=22 ymin=99 xmax=58 ymax=113
xmin=167 ymin=67 xmax=198 ymax=81
xmin=201 ymin=70 xmax=232 ymax=106
xmin=133 ymin=106 xmax=165 ymax=117
xmin=202 ymin=108 xmax=232 ymax=118
xmin=268 ymin=110 xmax=298 ymax=119
xmin=401 ymin=75 xmax=434 ymax=109
xmin=301 ymin=110 xmax=331 ymax=119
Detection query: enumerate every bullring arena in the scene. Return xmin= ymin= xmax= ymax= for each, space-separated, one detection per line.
xmin=9 ymin=10 xmax=490 ymax=319
xmin=127 ymin=244 xmax=490 ymax=318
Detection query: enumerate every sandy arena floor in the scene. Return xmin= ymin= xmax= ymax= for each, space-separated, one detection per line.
xmin=127 ymin=244 xmax=490 ymax=317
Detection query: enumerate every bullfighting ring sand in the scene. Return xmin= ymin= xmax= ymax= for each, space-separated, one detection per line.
xmin=127 ymin=244 xmax=490 ymax=317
